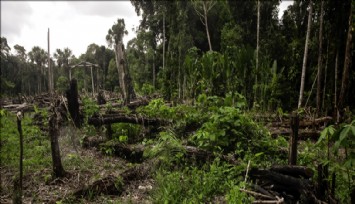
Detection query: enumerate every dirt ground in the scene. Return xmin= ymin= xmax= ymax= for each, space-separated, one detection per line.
xmin=0 ymin=126 xmax=154 ymax=204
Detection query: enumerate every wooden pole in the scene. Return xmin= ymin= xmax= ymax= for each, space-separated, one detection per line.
xmin=289 ymin=113 xmax=299 ymax=165
xmin=48 ymin=28 xmax=52 ymax=92
xmin=91 ymin=65 xmax=95 ymax=97
xmin=14 ymin=111 xmax=23 ymax=204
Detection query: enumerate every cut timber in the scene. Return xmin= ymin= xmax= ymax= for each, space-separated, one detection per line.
xmin=72 ymin=159 xmax=157 ymax=199
xmin=88 ymin=114 xmax=169 ymax=127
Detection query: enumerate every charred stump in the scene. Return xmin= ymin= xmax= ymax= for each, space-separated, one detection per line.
xmin=49 ymin=107 xmax=66 ymax=178
xmin=66 ymin=79 xmax=81 ymax=128
xmin=289 ymin=114 xmax=299 ymax=165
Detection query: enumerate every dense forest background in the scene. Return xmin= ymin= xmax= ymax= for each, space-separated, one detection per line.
xmin=1 ymin=0 xmax=354 ymax=115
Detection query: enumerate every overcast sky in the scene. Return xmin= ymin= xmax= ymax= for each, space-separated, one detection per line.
xmin=1 ymin=1 xmax=293 ymax=57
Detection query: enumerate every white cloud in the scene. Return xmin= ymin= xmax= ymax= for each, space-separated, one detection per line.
xmin=1 ymin=1 xmax=140 ymax=57
xmin=278 ymin=0 xmax=294 ymax=20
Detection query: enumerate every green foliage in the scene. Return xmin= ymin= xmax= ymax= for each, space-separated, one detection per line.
xmin=56 ymin=76 xmax=69 ymax=93
xmin=225 ymin=182 xmax=253 ymax=204
xmin=313 ymin=121 xmax=355 ymax=203
xmin=152 ymin=159 xmax=247 ymax=203
xmin=137 ymin=98 xmax=174 ymax=119
xmin=191 ymin=106 xmax=266 ymax=154
xmin=111 ymin=123 xmax=141 ymax=143
xmin=0 ymin=112 xmax=51 ymax=172
xmin=144 ymin=131 xmax=184 ymax=165
xmin=82 ymin=97 xmax=99 ymax=119
xmin=140 ymin=83 xmax=155 ymax=95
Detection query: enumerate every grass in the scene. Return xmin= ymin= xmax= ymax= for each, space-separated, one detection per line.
xmin=0 ymin=111 xmax=52 ymax=173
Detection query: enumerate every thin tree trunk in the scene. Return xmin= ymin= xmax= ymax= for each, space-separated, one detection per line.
xmin=153 ymin=50 xmax=156 ymax=88
xmin=204 ymin=3 xmax=213 ymax=51
xmin=15 ymin=112 xmax=23 ymax=204
xmin=316 ymin=1 xmax=324 ymax=115
xmin=322 ymin=40 xmax=329 ymax=115
xmin=163 ymin=14 xmax=165 ymax=71
xmin=255 ymin=0 xmax=260 ymax=106
xmin=298 ymin=0 xmax=313 ymax=109
xmin=334 ymin=50 xmax=339 ymax=114
xmin=338 ymin=2 xmax=353 ymax=113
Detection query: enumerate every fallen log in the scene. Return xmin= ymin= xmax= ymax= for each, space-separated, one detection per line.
xmin=88 ymin=114 xmax=170 ymax=127
xmin=2 ymin=103 xmax=34 ymax=113
xmin=270 ymin=165 xmax=314 ymax=179
xmin=267 ymin=116 xmax=332 ymax=128
xmin=250 ymin=168 xmax=312 ymax=200
xmin=270 ymin=129 xmax=321 ymax=140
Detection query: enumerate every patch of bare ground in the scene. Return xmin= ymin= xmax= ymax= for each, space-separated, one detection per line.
xmin=1 ymin=125 xmax=153 ymax=203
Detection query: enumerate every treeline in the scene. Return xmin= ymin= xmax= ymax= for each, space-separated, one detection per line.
xmin=1 ymin=0 xmax=354 ymax=115
xmin=127 ymin=0 xmax=354 ymax=114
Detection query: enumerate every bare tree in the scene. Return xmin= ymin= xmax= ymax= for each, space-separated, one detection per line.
xmin=298 ymin=0 xmax=313 ymax=109
xmin=192 ymin=0 xmax=216 ymax=51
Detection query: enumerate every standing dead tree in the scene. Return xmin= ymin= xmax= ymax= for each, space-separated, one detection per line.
xmin=66 ymin=79 xmax=81 ymax=128
xmin=106 ymin=19 xmax=136 ymax=104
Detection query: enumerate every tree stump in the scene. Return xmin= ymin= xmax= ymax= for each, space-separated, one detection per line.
xmin=66 ymin=79 xmax=81 ymax=128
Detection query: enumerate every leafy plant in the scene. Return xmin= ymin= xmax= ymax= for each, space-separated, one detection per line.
xmin=152 ymin=159 xmax=244 ymax=203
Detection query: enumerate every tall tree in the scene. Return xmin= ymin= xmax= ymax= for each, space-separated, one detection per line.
xmin=191 ymin=0 xmax=216 ymax=51
xmin=54 ymin=48 xmax=73 ymax=80
xmin=254 ymin=0 xmax=260 ymax=105
xmin=338 ymin=1 xmax=353 ymax=115
xmin=28 ymin=46 xmax=47 ymax=93
xmin=106 ymin=18 xmax=136 ymax=104
xmin=298 ymin=0 xmax=313 ymax=109
xmin=316 ymin=1 xmax=324 ymax=115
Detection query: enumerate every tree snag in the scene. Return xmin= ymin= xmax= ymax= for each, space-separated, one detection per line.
xmin=66 ymin=79 xmax=81 ymax=128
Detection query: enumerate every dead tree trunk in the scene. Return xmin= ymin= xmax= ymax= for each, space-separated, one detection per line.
xmin=114 ymin=43 xmax=136 ymax=104
xmin=66 ymin=79 xmax=81 ymax=128
xmin=49 ymin=107 xmax=66 ymax=178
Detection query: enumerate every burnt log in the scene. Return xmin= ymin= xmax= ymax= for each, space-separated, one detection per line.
xmin=250 ymin=168 xmax=312 ymax=200
xmin=270 ymin=165 xmax=314 ymax=179
xmin=88 ymin=114 xmax=169 ymax=127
